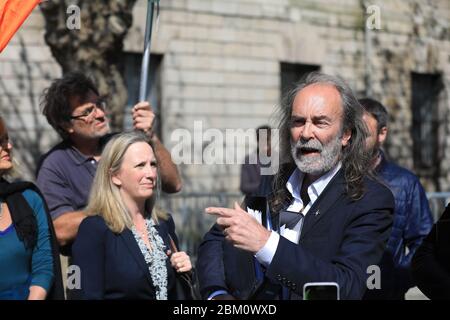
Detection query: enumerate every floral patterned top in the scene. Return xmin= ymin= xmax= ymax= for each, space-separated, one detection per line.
xmin=131 ymin=218 xmax=168 ymax=300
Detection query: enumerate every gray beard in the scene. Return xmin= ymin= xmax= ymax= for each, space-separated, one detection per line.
xmin=290 ymin=135 xmax=342 ymax=176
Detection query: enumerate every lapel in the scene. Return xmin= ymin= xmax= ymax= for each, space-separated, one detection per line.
xmin=119 ymin=229 xmax=154 ymax=287
xmin=299 ymin=169 xmax=347 ymax=240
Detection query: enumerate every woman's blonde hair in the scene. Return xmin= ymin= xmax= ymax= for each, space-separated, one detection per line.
xmin=86 ymin=131 xmax=167 ymax=233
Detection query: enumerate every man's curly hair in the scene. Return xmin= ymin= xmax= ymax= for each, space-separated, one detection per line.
xmin=40 ymin=72 xmax=99 ymax=140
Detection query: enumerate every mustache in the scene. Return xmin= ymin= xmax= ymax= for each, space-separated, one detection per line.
xmin=292 ymin=139 xmax=323 ymax=153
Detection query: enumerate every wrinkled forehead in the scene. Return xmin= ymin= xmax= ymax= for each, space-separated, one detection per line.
xmin=293 ymin=84 xmax=344 ymax=116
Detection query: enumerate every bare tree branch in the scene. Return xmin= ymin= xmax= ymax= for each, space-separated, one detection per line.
xmin=40 ymin=0 xmax=138 ymax=130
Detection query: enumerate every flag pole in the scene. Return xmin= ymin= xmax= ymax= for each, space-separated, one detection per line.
xmin=139 ymin=0 xmax=159 ymax=103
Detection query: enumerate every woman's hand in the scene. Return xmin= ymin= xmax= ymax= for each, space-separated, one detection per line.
xmin=168 ymin=251 xmax=192 ymax=273
xmin=28 ymin=285 xmax=47 ymax=300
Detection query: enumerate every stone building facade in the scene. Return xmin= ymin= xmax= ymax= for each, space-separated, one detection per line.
xmin=0 ymin=0 xmax=449 ymax=194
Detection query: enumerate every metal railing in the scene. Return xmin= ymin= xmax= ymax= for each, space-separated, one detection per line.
xmin=426 ymin=192 xmax=450 ymax=222
xmin=159 ymin=192 xmax=243 ymax=258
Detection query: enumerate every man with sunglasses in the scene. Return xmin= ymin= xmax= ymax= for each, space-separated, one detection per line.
xmin=36 ymin=72 xmax=182 ymax=254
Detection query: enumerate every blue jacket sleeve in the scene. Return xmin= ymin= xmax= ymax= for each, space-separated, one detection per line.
xmin=390 ymin=179 xmax=434 ymax=293
xmin=72 ymin=217 xmax=107 ymax=299
xmin=23 ymin=190 xmax=54 ymax=293
xmin=196 ymin=223 xmax=229 ymax=299
xmin=402 ymin=179 xmax=434 ymax=267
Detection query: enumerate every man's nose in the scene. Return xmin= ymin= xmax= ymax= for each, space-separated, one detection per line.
xmin=301 ymin=121 xmax=314 ymax=140
xmin=2 ymin=140 xmax=13 ymax=150
xmin=94 ymin=105 xmax=106 ymax=118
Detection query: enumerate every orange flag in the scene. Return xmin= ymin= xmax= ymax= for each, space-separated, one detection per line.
xmin=0 ymin=0 xmax=42 ymax=52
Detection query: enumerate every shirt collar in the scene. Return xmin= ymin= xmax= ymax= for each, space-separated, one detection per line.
xmin=286 ymin=162 xmax=342 ymax=205
xmin=67 ymin=144 xmax=95 ymax=166
xmin=65 ymin=133 xmax=115 ymax=166
xmin=286 ymin=168 xmax=301 ymax=201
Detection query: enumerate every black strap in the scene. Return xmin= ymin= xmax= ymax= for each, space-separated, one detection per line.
xmin=168 ymin=234 xmax=200 ymax=300
xmin=0 ymin=180 xmax=38 ymax=249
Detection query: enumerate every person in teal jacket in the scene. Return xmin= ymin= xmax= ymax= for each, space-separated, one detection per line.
xmin=0 ymin=116 xmax=62 ymax=300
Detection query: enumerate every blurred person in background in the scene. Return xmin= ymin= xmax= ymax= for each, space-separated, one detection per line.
xmin=360 ymin=98 xmax=433 ymax=300
xmin=240 ymin=125 xmax=274 ymax=197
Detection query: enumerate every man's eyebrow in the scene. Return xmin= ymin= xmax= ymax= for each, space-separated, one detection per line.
xmin=290 ymin=115 xmax=332 ymax=121
xmin=312 ymin=115 xmax=332 ymax=122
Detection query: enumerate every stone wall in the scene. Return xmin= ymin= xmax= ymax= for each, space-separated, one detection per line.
xmin=0 ymin=0 xmax=449 ymax=193
xmin=0 ymin=10 xmax=61 ymax=179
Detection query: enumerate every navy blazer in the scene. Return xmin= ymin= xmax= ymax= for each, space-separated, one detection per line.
xmin=197 ymin=169 xmax=394 ymax=300
xmin=72 ymin=215 xmax=182 ymax=299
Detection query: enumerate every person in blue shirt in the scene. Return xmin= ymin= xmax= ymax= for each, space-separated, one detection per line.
xmin=0 ymin=116 xmax=62 ymax=300
xmin=360 ymin=98 xmax=434 ymax=299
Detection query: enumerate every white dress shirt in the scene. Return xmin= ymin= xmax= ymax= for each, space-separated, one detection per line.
xmin=255 ymin=163 xmax=342 ymax=267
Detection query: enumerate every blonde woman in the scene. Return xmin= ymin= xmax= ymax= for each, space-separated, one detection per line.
xmin=72 ymin=132 xmax=192 ymax=299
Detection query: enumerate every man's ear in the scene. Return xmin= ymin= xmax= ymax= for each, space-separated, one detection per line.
xmin=341 ymin=129 xmax=352 ymax=147
xmin=61 ymin=122 xmax=74 ymax=134
xmin=378 ymin=127 xmax=388 ymax=145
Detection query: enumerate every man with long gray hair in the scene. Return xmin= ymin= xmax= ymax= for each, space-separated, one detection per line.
xmin=197 ymin=72 xmax=394 ymax=300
